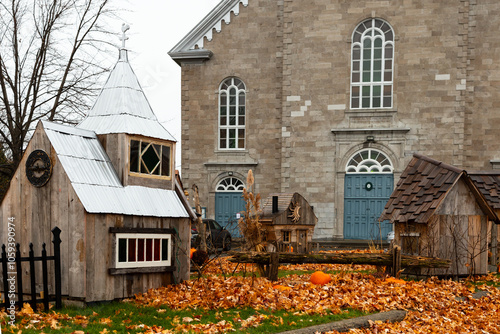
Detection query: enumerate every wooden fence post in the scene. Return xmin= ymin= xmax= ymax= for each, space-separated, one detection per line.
xmin=268 ymin=252 xmax=279 ymax=281
xmin=392 ymin=245 xmax=401 ymax=277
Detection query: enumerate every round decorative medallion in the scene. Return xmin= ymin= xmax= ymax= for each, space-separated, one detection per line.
xmin=365 ymin=181 xmax=373 ymax=191
xmin=26 ymin=149 xmax=52 ymax=187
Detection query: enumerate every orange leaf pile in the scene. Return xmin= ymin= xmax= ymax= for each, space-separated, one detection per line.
xmin=2 ymin=251 xmax=499 ymax=333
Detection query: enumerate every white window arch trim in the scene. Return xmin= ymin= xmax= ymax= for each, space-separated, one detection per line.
xmin=346 ymin=148 xmax=394 ymax=174
xmin=350 ymin=18 xmax=394 ymax=110
xmin=218 ymin=77 xmax=246 ymax=150
xmin=216 ymin=177 xmax=245 ymax=192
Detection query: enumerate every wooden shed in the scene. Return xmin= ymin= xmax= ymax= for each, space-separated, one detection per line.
xmin=379 ymin=154 xmax=498 ymax=276
xmin=0 ymin=45 xmax=195 ymax=303
xmin=260 ymin=193 xmax=317 ymax=253
xmin=468 ymin=172 xmax=500 ymax=272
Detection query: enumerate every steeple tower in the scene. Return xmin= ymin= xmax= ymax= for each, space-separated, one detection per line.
xmin=78 ymin=25 xmax=175 ymax=142
xmin=78 ymin=25 xmax=176 ymax=189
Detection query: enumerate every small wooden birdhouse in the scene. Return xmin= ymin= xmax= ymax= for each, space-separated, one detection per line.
xmin=260 ymin=193 xmax=317 ymax=253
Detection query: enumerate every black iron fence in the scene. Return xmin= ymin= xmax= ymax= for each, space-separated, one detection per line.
xmin=1 ymin=227 xmax=62 ymax=311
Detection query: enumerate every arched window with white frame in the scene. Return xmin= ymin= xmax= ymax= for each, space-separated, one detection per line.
xmin=351 ymin=18 xmax=394 ymax=109
xmin=216 ymin=177 xmax=245 ymax=191
xmin=346 ymin=148 xmax=393 ymax=173
xmin=219 ymin=77 xmax=246 ymax=150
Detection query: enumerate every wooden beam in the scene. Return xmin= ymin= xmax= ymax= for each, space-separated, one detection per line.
xmin=228 ymin=251 xmax=451 ymax=269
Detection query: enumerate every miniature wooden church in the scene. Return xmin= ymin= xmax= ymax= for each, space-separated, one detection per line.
xmin=260 ymin=193 xmax=317 ymax=253
xmin=0 ymin=29 xmax=194 ymax=303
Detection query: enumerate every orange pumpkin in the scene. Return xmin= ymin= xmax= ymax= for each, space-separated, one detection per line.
xmin=190 ymin=248 xmax=196 ymax=259
xmin=310 ymin=271 xmax=331 ymax=285
xmin=384 ymin=277 xmax=406 ymax=285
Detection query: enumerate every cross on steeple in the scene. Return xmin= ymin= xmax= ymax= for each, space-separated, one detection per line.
xmin=120 ymin=23 xmax=130 ymax=49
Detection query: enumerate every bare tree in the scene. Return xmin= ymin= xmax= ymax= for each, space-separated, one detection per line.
xmin=191 ymin=184 xmax=208 ymax=253
xmin=0 ymin=0 xmax=115 ymax=172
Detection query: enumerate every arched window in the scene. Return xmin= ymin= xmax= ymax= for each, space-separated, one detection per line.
xmin=351 ymin=18 xmax=394 ymax=109
xmin=346 ymin=149 xmax=393 ymax=173
xmin=216 ymin=177 xmax=245 ymax=191
xmin=219 ymin=78 xmax=246 ymax=149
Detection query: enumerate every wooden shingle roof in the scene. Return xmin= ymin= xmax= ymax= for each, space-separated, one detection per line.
xmin=261 ymin=193 xmax=295 ymax=218
xmin=378 ymin=154 xmax=497 ymax=224
xmin=260 ymin=193 xmax=317 ymax=225
xmin=468 ymin=172 xmax=500 ymax=210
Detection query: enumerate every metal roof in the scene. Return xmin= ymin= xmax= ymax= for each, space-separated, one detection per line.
xmin=72 ymin=184 xmax=188 ymax=217
xmin=77 ymin=49 xmax=176 ymax=142
xmin=42 ymin=121 xmax=188 ymax=218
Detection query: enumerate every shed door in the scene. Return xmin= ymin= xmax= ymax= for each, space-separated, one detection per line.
xmin=344 ymin=174 xmax=393 ymax=240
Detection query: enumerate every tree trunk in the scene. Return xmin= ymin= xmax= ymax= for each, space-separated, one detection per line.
xmin=192 ymin=184 xmax=207 ymax=252
xmin=229 ymin=251 xmax=451 ymax=269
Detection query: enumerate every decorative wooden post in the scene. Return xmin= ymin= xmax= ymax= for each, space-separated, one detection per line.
xmin=268 ymin=252 xmax=279 ymax=281
xmin=392 ymin=245 xmax=401 ymax=277
xmin=52 ymin=227 xmax=62 ymax=309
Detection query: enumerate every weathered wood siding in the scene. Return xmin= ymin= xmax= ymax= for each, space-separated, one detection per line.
xmin=83 ymin=213 xmax=190 ymax=302
xmin=0 ymin=123 xmax=190 ymax=303
xmin=0 ymin=123 xmax=82 ymax=297
xmin=394 ymin=180 xmax=490 ymax=276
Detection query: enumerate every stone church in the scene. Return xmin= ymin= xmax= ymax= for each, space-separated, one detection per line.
xmin=169 ymin=0 xmax=500 ymax=240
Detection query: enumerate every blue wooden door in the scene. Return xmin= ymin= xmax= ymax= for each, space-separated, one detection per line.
xmin=215 ymin=192 xmax=245 ymax=237
xmin=344 ymin=174 xmax=393 ymax=240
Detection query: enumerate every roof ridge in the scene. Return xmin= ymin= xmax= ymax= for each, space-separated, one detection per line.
xmin=412 ymin=153 xmax=463 ymax=174
xmin=169 ymin=0 xmax=249 ymax=63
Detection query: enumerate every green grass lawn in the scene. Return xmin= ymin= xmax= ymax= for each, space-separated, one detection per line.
xmin=1 ymin=301 xmax=369 ymax=333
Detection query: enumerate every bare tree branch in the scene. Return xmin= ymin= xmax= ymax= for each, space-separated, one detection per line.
xmin=0 ymin=0 xmax=115 ymax=169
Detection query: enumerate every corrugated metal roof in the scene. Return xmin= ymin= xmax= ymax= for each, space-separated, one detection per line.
xmin=72 ymin=184 xmax=188 ymax=217
xmin=42 ymin=121 xmax=188 ymax=218
xmin=77 ymin=49 xmax=176 ymax=142
xmin=78 ymin=115 xmax=174 ymax=142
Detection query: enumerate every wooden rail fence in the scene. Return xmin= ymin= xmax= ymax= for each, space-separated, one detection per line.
xmin=1 ymin=227 xmax=62 ymax=311
xmin=229 ymin=245 xmax=451 ymax=281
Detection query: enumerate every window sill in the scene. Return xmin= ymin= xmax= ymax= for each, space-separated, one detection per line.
xmin=345 ymin=109 xmax=397 ymax=117
xmin=108 ymin=266 xmax=176 ymax=275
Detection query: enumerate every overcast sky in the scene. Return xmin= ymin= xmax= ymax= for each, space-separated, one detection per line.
xmin=115 ymin=0 xmax=222 ymax=169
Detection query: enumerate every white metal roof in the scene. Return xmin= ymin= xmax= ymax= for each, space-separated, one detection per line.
xmin=42 ymin=121 xmax=188 ymax=218
xmin=77 ymin=49 xmax=176 ymax=142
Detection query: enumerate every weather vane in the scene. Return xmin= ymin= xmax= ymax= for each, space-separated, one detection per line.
xmin=120 ymin=23 xmax=130 ymax=48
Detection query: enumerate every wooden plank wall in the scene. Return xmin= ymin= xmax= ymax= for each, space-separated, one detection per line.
xmin=84 ymin=214 xmax=190 ymax=302
xmin=0 ymin=124 xmax=191 ymax=303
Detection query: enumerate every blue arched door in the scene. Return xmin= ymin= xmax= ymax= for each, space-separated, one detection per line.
xmin=343 ymin=149 xmax=394 ymax=240
xmin=214 ymin=177 xmax=246 ymax=237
